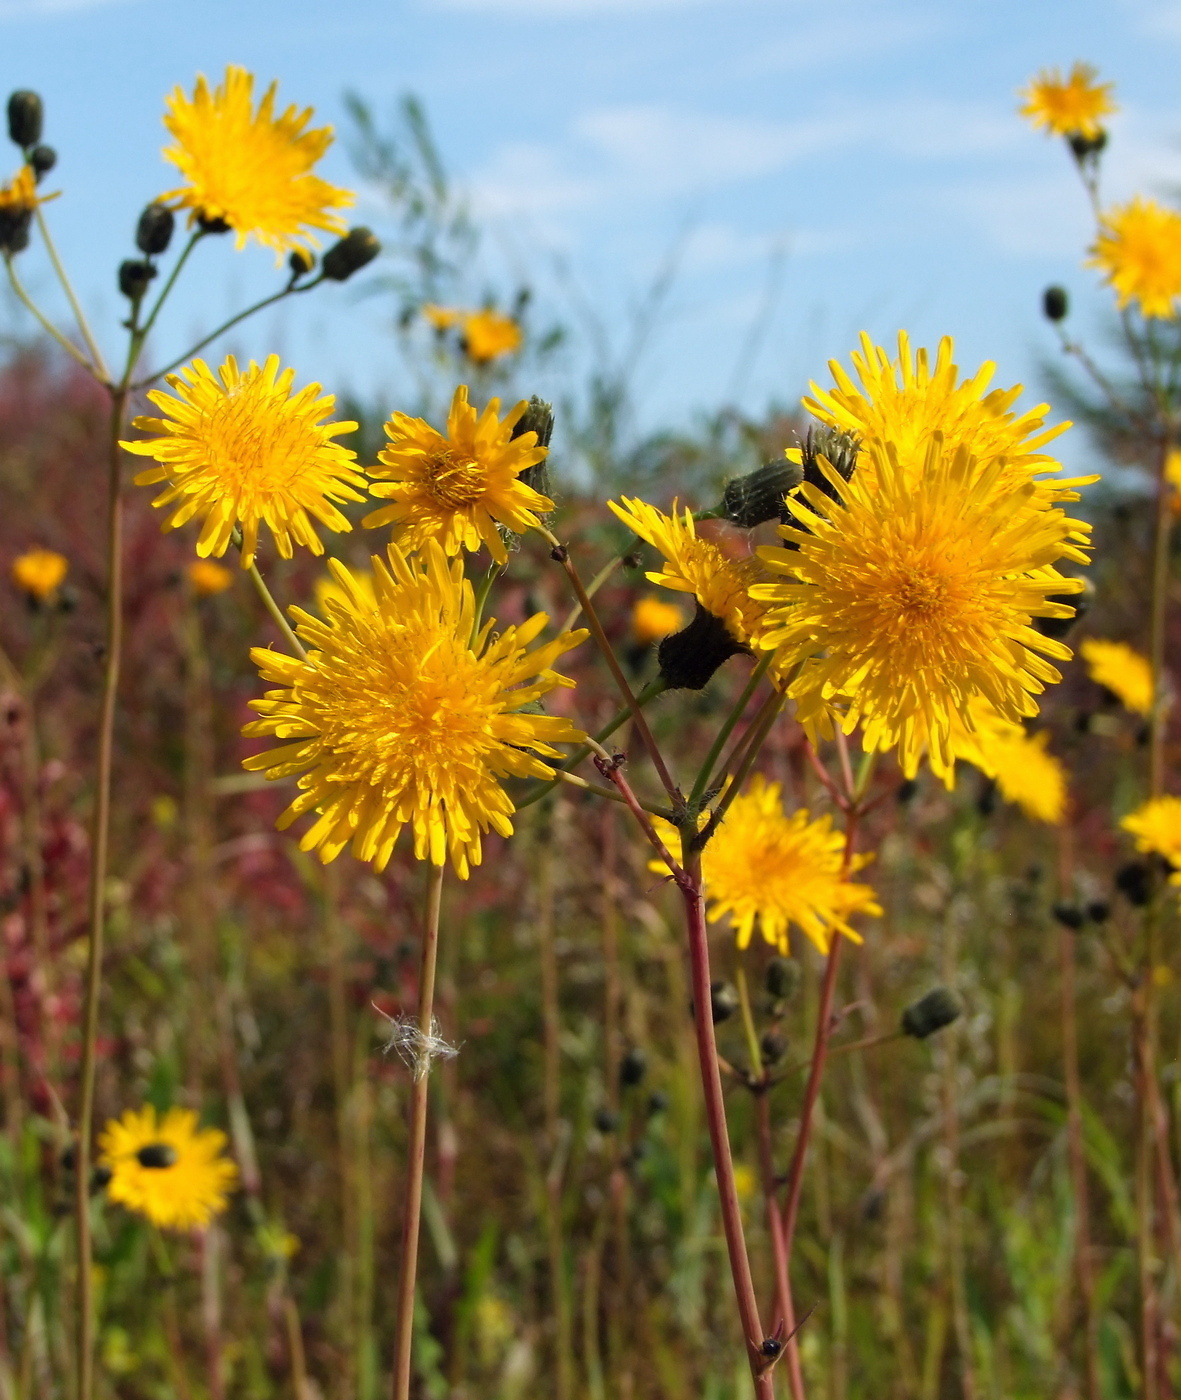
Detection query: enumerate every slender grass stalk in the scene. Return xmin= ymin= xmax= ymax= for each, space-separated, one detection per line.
xmin=688 ymin=651 xmax=773 ymax=810
xmin=391 ymin=860 xmax=445 ymax=1400
xmin=325 ymin=862 xmax=358 ymax=1394
xmin=33 ymin=209 xmax=110 ymax=382
xmin=247 ymin=561 xmax=308 ymax=659
xmin=4 ymin=254 xmax=98 ymax=375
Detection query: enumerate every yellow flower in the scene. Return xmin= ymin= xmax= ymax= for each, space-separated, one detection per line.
xmin=187 ymin=559 xmax=234 ymax=596
xmin=363 ymin=386 xmax=553 ymax=566
xmin=1088 ymin=198 xmax=1181 ymax=319
xmin=753 ymin=438 xmax=1087 ymax=783
xmin=802 ymin=333 xmax=1088 ymax=514
xmin=99 ymin=1105 xmax=237 ymax=1231
xmin=0 ymin=166 xmax=59 ymax=253
xmin=1167 ymin=449 xmax=1181 ymax=515
xmin=1122 ymin=795 xmax=1181 ymax=884
xmin=160 ymin=66 xmax=354 ymax=260
xmin=650 ymin=775 xmax=880 ymax=955
xmin=11 ymin=547 xmax=67 ymax=600
xmin=242 ymin=542 xmax=587 ymax=879
xmin=953 ymin=701 xmax=1067 ymax=823
xmin=422 ymin=304 xmax=462 ymax=331
xmin=122 ymin=355 xmax=367 ymax=570
xmin=1080 ymin=637 xmax=1154 ymax=715
xmin=314 ymin=564 xmax=377 ymax=615
xmin=631 ymin=594 xmax=686 ymax=644
xmin=1019 ymin=63 xmax=1116 ymax=139
xmin=462 ymin=309 xmax=522 ymax=363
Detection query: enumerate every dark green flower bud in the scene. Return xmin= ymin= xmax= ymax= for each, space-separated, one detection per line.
xmin=647 ymin=1090 xmax=669 ymax=1116
xmin=718 ymin=457 xmax=804 ymax=529
xmin=901 ymin=987 xmax=962 ymax=1040
xmin=135 ymin=1142 xmax=178 ymax=1169
xmin=136 ymin=202 xmax=174 ymax=256
xmin=1052 ymin=902 xmax=1085 ymax=930
xmin=1069 ymin=130 xmax=1107 ymax=162
xmin=620 ymin=1047 xmax=647 ymax=1087
xmin=90 ymin=1164 xmax=113 ymax=1192
xmin=593 ymin=1108 xmax=619 ymax=1134
xmin=896 ymin=778 xmax=918 ymax=805
xmin=657 ymin=603 xmax=746 ymax=691
xmin=1087 ymin=900 xmax=1110 ymax=923
xmin=1116 ymin=860 xmax=1154 ymax=907
xmin=29 ymin=145 xmax=55 ymax=180
xmin=760 ymin=1030 xmax=788 ymax=1066
xmin=764 ymin=955 xmax=800 ymax=1001
xmin=7 ymin=91 xmax=43 ymax=150
xmin=1043 ymin=285 xmax=1068 ymax=322
xmin=0 ymin=205 xmax=32 ymax=255
xmin=288 ymin=246 xmax=315 ymax=280
xmin=321 ymin=226 xmax=380 ymax=282
xmin=780 ymin=425 xmax=860 ymax=548
xmin=118 ymin=258 xmax=157 ymax=301
xmin=710 ymin=980 xmax=740 ymax=1025
xmin=512 ymin=396 xmax=555 ymax=499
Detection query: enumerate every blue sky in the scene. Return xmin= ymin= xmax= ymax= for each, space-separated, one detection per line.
xmin=3 ymin=0 xmax=1181 ymax=475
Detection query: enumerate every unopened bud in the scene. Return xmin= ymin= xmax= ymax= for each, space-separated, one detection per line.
xmin=718 ymin=458 xmax=804 ymax=529
xmin=1043 ymin=285 xmax=1068 ymax=322
xmin=29 ymin=145 xmax=55 ymax=180
xmin=1116 ymin=860 xmax=1154 ymax=907
xmin=620 ymin=1047 xmax=647 ymax=1087
xmin=118 ymin=258 xmax=157 ymax=301
xmin=289 ymin=246 xmax=315 ymax=279
xmin=135 ymin=1142 xmax=178 ymax=1169
xmin=136 ymin=202 xmax=174 ymax=256
xmin=321 ymin=226 xmax=380 ymax=281
xmin=760 ymin=1030 xmax=788 ymax=1066
xmin=1052 ymin=902 xmax=1085 ymax=930
xmin=593 ymin=1108 xmax=619 ymax=1134
xmin=647 ymin=1090 xmax=669 ymax=1116
xmin=0 ymin=204 xmax=32 ymax=255
xmin=764 ymin=955 xmax=800 ymax=1001
xmin=512 ymin=395 xmax=555 ymax=499
xmin=709 ymin=980 xmax=739 ymax=1025
xmin=91 ymin=1163 xmax=113 ymax=1192
xmin=7 ymin=91 xmax=43 ymax=150
xmin=781 ymin=425 xmax=860 ymax=547
xmin=1069 ymin=129 xmax=1107 ymax=162
xmin=901 ymin=987 xmax=962 ymax=1040
xmin=1087 ymin=900 xmax=1110 ymax=923
xmin=657 ymin=603 xmax=746 ymax=691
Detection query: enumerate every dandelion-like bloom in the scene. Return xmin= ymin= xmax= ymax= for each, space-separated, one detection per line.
xmin=1019 ymin=63 xmax=1115 ymax=138
xmin=650 ymin=775 xmax=880 ymax=955
xmin=462 ymin=309 xmax=522 ymax=363
xmin=0 ymin=166 xmax=58 ymax=254
xmin=187 ymin=559 xmax=234 ymax=596
xmin=1080 ymin=637 xmax=1154 ymax=715
xmin=1122 ymin=796 xmax=1181 ymax=885
xmin=363 ymin=386 xmax=553 ymax=566
xmin=121 ymin=355 xmax=367 ymax=570
xmin=754 ymin=439 xmax=1087 ymax=782
xmin=1088 ymin=198 xmax=1181 ymax=319
xmin=99 ymin=1105 xmax=237 ymax=1231
xmin=803 ymin=334 xmax=1088 ymax=513
xmin=954 ymin=702 xmax=1067 ymax=823
xmin=11 ymin=547 xmax=67 ymax=600
xmin=160 ymin=66 xmax=353 ymax=259
xmin=632 ymin=595 xmax=686 ymax=644
xmin=242 ymin=542 xmax=587 ymax=879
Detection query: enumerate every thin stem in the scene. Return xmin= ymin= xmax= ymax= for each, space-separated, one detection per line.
xmin=695 ymin=690 xmax=786 ymax=850
xmin=688 ymin=651 xmax=773 ymax=809
xmin=4 ymin=254 xmax=99 ymax=376
xmin=551 ymin=766 xmax=673 ymax=820
xmin=735 ymin=964 xmax=764 ymax=1084
xmin=134 ymin=230 xmax=203 ymax=357
xmin=559 ymin=550 xmax=626 ymax=634
xmin=248 ymin=562 xmax=308 ymax=660
xmin=470 ymin=561 xmax=503 ymax=646
xmin=33 ymin=207 xmax=110 ymax=380
xmin=391 ymin=860 xmax=445 ymax=1400
xmin=755 ymin=1092 xmax=795 ymax=1392
xmin=589 ymin=743 xmax=683 ymax=881
xmin=1149 ymin=436 xmax=1172 ymax=798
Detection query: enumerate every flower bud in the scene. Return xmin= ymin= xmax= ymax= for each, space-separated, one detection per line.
xmin=118 ymin=258 xmax=157 ymax=301
xmin=512 ymin=396 xmax=555 ymax=499
xmin=1116 ymin=860 xmax=1154 ymax=907
xmin=1069 ymin=129 xmax=1107 ymax=162
xmin=657 ymin=603 xmax=746 ymax=691
xmin=1087 ymin=900 xmax=1110 ymax=923
xmin=7 ymin=90 xmax=43 ymax=150
xmin=764 ymin=955 xmax=800 ymax=1001
xmin=1042 ymin=285 xmax=1068 ymax=322
xmin=321 ymin=226 xmax=380 ymax=281
xmin=620 ymin=1047 xmax=647 ymax=1087
xmin=0 ymin=205 xmax=32 ymax=255
xmin=29 ymin=145 xmax=55 ymax=180
xmin=901 ymin=987 xmax=962 ymax=1040
xmin=717 ymin=457 xmax=804 ymax=529
xmin=780 ymin=425 xmax=860 ymax=548
xmin=289 ymin=246 xmax=315 ymax=280
xmin=136 ymin=202 xmax=174 ymax=256
xmin=709 ymin=980 xmax=740 ymax=1024
xmin=135 ymin=1142 xmax=178 ymax=1169
xmin=647 ymin=1090 xmax=669 ymax=1116
xmin=593 ymin=1107 xmax=619 ymax=1134
xmin=760 ymin=1029 xmax=788 ymax=1066
xmin=1052 ymin=902 xmax=1085 ymax=930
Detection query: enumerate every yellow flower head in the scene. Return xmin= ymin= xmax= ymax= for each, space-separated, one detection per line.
xmin=187 ymin=559 xmax=234 ymax=596
xmin=1088 ymin=198 xmax=1181 ymax=319
xmin=953 ymin=700 xmax=1067 ymax=823
xmin=803 ymin=334 xmax=1086 ymax=512
xmin=1080 ymin=637 xmax=1154 ymax=715
xmin=242 ymin=542 xmax=588 ymax=879
xmin=631 ymin=594 xmax=686 ymax=644
xmin=462 ymin=309 xmax=522 ymax=363
xmin=160 ymin=66 xmax=354 ymax=260
xmin=11 ymin=547 xmax=67 ymax=600
xmin=363 ymin=386 xmax=553 ymax=566
xmin=650 ymin=775 xmax=880 ymax=956
xmin=753 ymin=439 xmax=1087 ymax=782
xmin=99 ymin=1105 xmax=237 ymax=1231
xmin=122 ymin=355 xmax=367 ymax=570
xmin=1019 ymin=63 xmax=1116 ymax=139
xmin=1122 ymin=795 xmax=1181 ymax=884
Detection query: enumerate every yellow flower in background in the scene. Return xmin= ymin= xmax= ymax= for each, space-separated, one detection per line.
xmin=953 ymin=702 xmax=1067 ymax=823
xmin=650 ymin=775 xmax=880 ymax=956
xmin=1122 ymin=795 xmax=1181 ymax=883
xmin=1167 ymin=449 xmax=1181 ymax=515
xmin=422 ymin=304 xmax=462 ymax=331
xmin=1088 ymin=198 xmax=1181 ymax=319
xmin=160 ymin=66 xmax=353 ymax=259
xmin=363 ymin=386 xmax=553 ymax=566
xmin=0 ymin=165 xmax=57 ymax=216
xmin=631 ymin=594 xmax=686 ymax=644
xmin=461 ymin=309 xmax=522 ymax=363
xmin=802 ymin=334 xmax=1089 ymax=515
xmin=242 ymin=543 xmax=587 ymax=879
xmin=1080 ymin=638 xmax=1154 ymax=715
xmin=122 ymin=355 xmax=367 ymax=570
xmin=99 ymin=1105 xmax=237 ymax=1231
xmin=753 ymin=439 xmax=1086 ymax=783
xmin=187 ymin=559 xmax=234 ymax=596
xmin=1019 ymin=63 xmax=1116 ymax=139
xmin=11 ymin=547 xmax=67 ymax=600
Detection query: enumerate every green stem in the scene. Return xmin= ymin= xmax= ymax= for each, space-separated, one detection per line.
xmin=33 ymin=207 xmax=110 ymax=380
xmin=694 ymin=689 xmax=785 ymax=851
xmin=248 ymin=562 xmax=308 ymax=661
xmin=470 ymin=562 xmax=503 ymax=647
xmin=735 ymin=963 xmax=764 ymax=1082
xmin=4 ymin=253 xmax=98 ymax=376
xmin=689 ymin=651 xmax=773 ymax=809
xmin=133 ymin=230 xmax=204 ymax=364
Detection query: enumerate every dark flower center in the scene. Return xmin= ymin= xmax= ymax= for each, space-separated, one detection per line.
xmin=136 ymin=1142 xmax=178 ymax=1169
